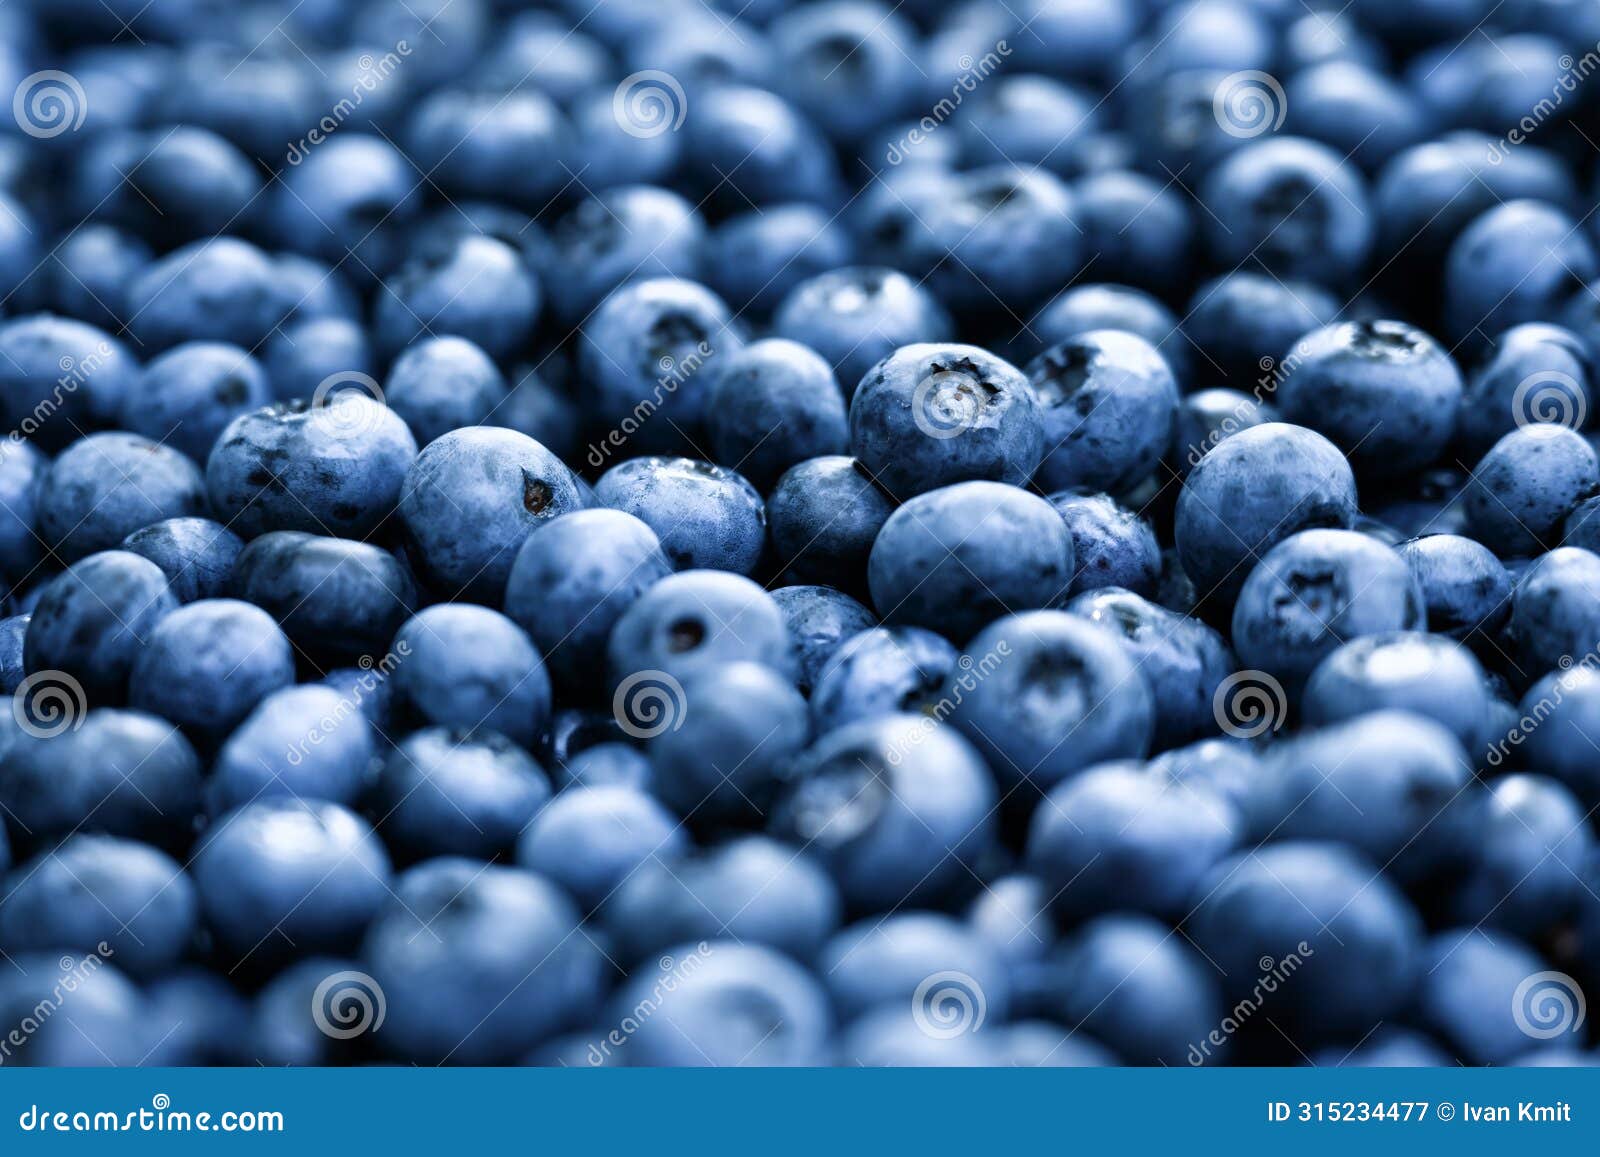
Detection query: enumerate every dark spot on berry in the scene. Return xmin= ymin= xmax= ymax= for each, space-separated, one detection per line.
xmin=521 ymin=472 xmax=552 ymax=515
xmin=666 ymin=616 xmax=705 ymax=653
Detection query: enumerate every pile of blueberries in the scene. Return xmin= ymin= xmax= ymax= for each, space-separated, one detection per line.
xmin=2 ymin=0 xmax=1600 ymax=1069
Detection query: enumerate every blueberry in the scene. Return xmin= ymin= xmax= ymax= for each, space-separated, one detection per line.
xmin=1508 ymin=546 xmax=1600 ymax=676
xmin=577 ymin=277 xmax=745 ymax=453
xmin=383 ymin=336 xmax=508 ymax=449
xmin=1397 ymin=533 xmax=1513 ymax=642
xmin=1045 ymin=913 xmax=1222 ymax=1066
xmin=0 ymin=954 xmax=152 ymax=1067
xmin=1277 ymin=320 xmax=1463 ymax=479
xmin=770 ymin=585 xmax=876 ymax=696
xmin=128 ymin=598 xmax=295 ymax=748
xmin=1232 ymin=529 xmax=1424 ymax=694
xmin=607 ymin=570 xmax=794 ymax=689
xmin=73 ymin=126 xmax=262 ymax=248
xmin=603 ymin=837 xmax=839 ymax=965
xmin=504 ymin=509 xmax=673 ymax=693
xmin=605 ymin=941 xmax=831 ymax=1067
xmin=1074 ymin=171 xmax=1196 ymax=293
xmin=648 ymin=661 xmax=808 ymax=822
xmin=1419 ymin=929 xmax=1578 ymax=1065
xmin=0 ymin=614 xmax=26 ymax=694
xmin=363 ymin=859 xmax=601 ymax=1064
xmin=705 ymin=205 xmax=853 ymax=318
xmin=400 ymin=427 xmax=586 ymax=602
xmin=1176 ymin=423 xmax=1358 ymax=607
xmin=195 ymin=799 xmax=392 ymax=967
xmin=206 ymin=397 xmax=418 ymax=541
xmin=270 ymin=135 xmax=421 ymax=275
xmin=558 ymin=743 xmax=656 ymax=793
xmin=517 ymin=785 xmax=687 ymax=912
xmin=1448 ymin=773 xmax=1592 ymax=937
xmin=124 ymin=238 xmax=288 ymax=353
xmin=247 ymin=956 xmax=372 ymax=1067
xmin=24 ymin=550 xmax=178 ymax=703
xmin=1457 ymin=322 xmax=1593 ymax=457
xmin=0 ymin=709 xmax=200 ymax=854
xmin=1285 ymin=61 xmax=1429 ymax=172
xmin=1028 ymin=330 xmax=1178 ymax=494
xmin=1065 ymin=588 xmax=1233 ymax=750
xmin=771 ymin=1 xmax=918 ymax=142
xmin=1464 ymin=425 xmax=1599 ymax=557
xmin=774 ymin=267 xmax=953 ymax=398
xmin=836 ymin=1005 xmax=999 ymax=1067
xmin=390 ymin=605 xmax=551 ymax=748
xmin=773 ymin=713 xmax=995 ymax=910
xmin=1200 ymin=137 xmax=1374 ymax=286
xmin=681 ymin=86 xmax=843 ymax=213
xmin=1316 ymin=615 xmax=1490 ymax=741
xmin=407 ymin=88 xmax=571 ymax=209
xmin=371 ymin=728 xmax=552 ymax=862
xmin=822 ymin=912 xmax=1010 ymax=1024
xmin=209 ymin=684 xmax=376 ymax=814
xmin=1183 ymin=273 xmax=1339 ymax=389
xmin=703 ymin=339 xmax=849 ymax=492
xmin=1445 ymin=200 xmax=1598 ymax=346
xmin=594 ymin=457 xmax=766 ymax=575
xmin=230 ymin=532 xmax=416 ymax=665
xmin=0 ymin=441 xmax=44 ymax=585
xmin=868 ymin=482 xmax=1073 ymax=642
xmin=119 ymin=517 xmax=243 ymax=605
xmin=1190 ymin=842 xmax=1423 ymax=1043
xmin=1516 ymin=665 xmax=1600 ymax=807
xmin=375 ymin=235 xmax=541 ymax=362
xmin=1255 ymin=710 xmax=1476 ymax=882
xmin=899 ymin=167 xmax=1082 ymax=311
xmin=0 ymin=834 xmax=195 ymax=979
xmin=809 ymin=626 xmax=960 ymax=735
xmin=767 ymin=456 xmax=894 ymax=588
xmin=540 ymin=185 xmax=705 ymax=325
xmin=262 ymin=317 xmax=374 ymax=403
xmin=0 ymin=315 xmax=137 ymax=449
xmin=143 ymin=969 xmax=251 ymax=1066
xmin=958 ymin=74 xmax=1100 ymax=175
xmin=35 ymin=224 xmax=151 ymax=332
xmin=38 ymin=432 xmax=207 ymax=564
xmin=1028 ymin=763 xmax=1237 ymax=920
xmin=1169 ymin=388 xmax=1278 ymax=478
xmin=1030 ymin=283 xmax=1188 ymax=382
